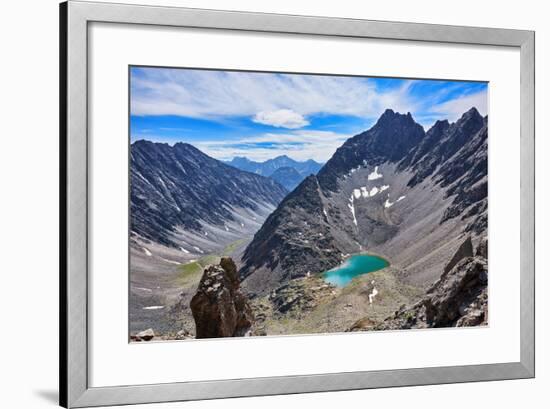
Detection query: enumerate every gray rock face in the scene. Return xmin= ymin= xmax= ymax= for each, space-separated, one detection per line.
xmin=190 ymin=258 xmax=254 ymax=338
xmin=239 ymin=175 xmax=344 ymax=293
xmin=130 ymin=141 xmax=287 ymax=248
xmin=443 ymin=236 xmax=474 ymax=275
xmin=404 ymin=108 xmax=485 ymax=188
xmin=423 ymin=257 xmax=487 ymax=327
xmin=476 ymin=238 xmax=488 ymax=259
xmin=371 ymin=237 xmax=488 ymax=330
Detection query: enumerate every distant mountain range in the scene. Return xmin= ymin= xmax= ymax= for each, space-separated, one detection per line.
xmin=239 ymin=108 xmax=488 ymax=294
xmin=268 ymin=167 xmax=303 ymax=191
xmin=225 ymin=155 xmax=323 ymax=191
xmin=130 ymin=141 xmax=287 ymax=250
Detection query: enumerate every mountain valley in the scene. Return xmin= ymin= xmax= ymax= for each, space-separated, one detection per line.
xmin=129 ymin=108 xmax=489 ymax=340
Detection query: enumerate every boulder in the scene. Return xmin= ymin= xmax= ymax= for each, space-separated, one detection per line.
xmin=443 ymin=236 xmax=474 ymax=275
xmin=455 ymin=287 xmax=488 ymax=327
xmin=347 ymin=317 xmax=377 ymax=332
xmin=175 ymin=329 xmax=192 ymax=340
xmin=134 ymin=328 xmax=155 ymax=341
xmin=423 ymin=257 xmax=487 ymax=327
xmin=190 ymin=257 xmax=253 ymax=338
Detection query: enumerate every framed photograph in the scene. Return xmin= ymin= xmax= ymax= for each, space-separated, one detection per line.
xmin=60 ymin=1 xmax=534 ymax=407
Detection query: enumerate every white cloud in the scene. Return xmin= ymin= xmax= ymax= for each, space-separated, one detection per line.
xmin=252 ymin=109 xmax=309 ymax=129
xmin=131 ymin=69 xmax=419 ymax=122
xmin=430 ymin=90 xmax=488 ymax=122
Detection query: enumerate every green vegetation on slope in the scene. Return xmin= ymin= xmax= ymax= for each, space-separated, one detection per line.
xmin=174 ymin=261 xmax=203 ymax=287
xmin=174 ymin=238 xmax=248 ymax=288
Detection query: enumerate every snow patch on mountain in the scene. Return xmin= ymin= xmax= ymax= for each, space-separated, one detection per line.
xmin=369 ymin=286 xmax=379 ymax=304
xmin=160 ymin=257 xmax=181 ymax=265
xmin=384 ymin=195 xmax=406 ymax=208
xmin=368 ymin=166 xmax=383 ymax=180
xmin=348 ymin=195 xmax=358 ymax=226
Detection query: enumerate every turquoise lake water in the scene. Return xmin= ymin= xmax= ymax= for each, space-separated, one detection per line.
xmin=323 ymin=254 xmax=390 ymax=287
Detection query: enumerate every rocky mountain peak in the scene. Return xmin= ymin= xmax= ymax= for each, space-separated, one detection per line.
xmin=172 ymin=141 xmax=205 ymax=153
xmin=374 ymin=108 xmax=418 ymax=130
xmin=432 ymin=119 xmax=450 ymax=131
xmin=398 ymin=118 xmax=450 ymax=170
xmin=361 ymin=110 xmax=425 ymax=151
xmin=172 ymin=141 xmax=194 ymax=149
xmin=227 ymin=156 xmax=253 ymax=167
xmin=461 ymin=106 xmax=482 ymax=120
xmin=378 ymin=108 xmax=396 ymax=119
xmin=317 ymin=110 xmax=425 ymax=192
xmin=454 ymin=107 xmax=484 ymax=135
xmin=133 ymin=139 xmax=154 ymax=147
xmin=404 ymin=106 xmax=486 ymax=189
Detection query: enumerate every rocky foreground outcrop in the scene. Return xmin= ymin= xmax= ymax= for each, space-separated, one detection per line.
xmin=350 ymin=236 xmax=488 ymax=331
xmin=190 ymin=257 xmax=254 ymax=338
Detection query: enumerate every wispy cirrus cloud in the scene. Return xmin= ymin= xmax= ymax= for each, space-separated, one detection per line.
xmin=431 ymin=90 xmax=488 ymax=121
xmin=131 ymin=68 xmax=420 ymax=123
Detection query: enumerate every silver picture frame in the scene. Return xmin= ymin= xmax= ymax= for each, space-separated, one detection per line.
xmin=60 ymin=1 xmax=535 ymax=407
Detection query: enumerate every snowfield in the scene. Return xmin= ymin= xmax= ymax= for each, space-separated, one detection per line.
xmin=368 ymin=166 xmax=383 ymax=180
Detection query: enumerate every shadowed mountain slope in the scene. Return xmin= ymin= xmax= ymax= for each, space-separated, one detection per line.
xmin=131 ymin=141 xmax=288 ymax=248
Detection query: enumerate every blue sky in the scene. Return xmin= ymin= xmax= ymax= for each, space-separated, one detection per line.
xmin=130 ymin=67 xmax=487 ymax=162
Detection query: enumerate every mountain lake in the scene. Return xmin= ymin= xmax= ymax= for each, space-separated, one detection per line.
xmin=323 ymin=254 xmax=390 ymax=287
